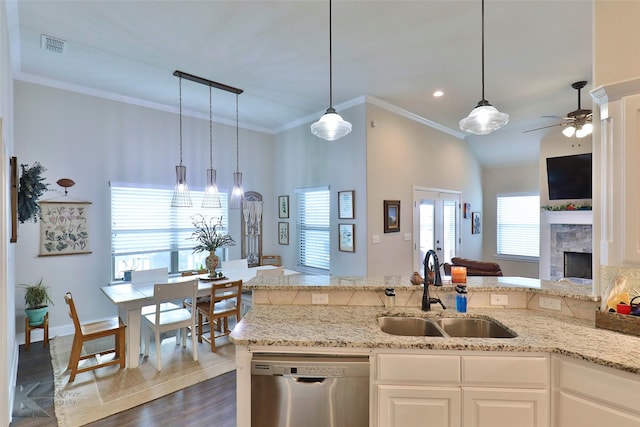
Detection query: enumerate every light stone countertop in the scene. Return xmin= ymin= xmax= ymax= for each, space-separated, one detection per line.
xmin=229 ymin=304 xmax=640 ymax=375
xmin=244 ymin=274 xmax=599 ymax=301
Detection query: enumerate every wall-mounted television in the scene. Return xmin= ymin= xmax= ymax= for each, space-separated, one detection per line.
xmin=546 ymin=153 xmax=592 ymax=200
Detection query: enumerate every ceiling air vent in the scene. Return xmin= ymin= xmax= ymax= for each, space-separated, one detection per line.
xmin=41 ymin=34 xmax=66 ymax=54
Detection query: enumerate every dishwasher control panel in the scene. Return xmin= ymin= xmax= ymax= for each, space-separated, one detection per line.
xmin=251 ymin=354 xmax=370 ymax=378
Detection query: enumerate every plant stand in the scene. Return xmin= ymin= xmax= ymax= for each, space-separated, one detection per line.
xmin=25 ymin=312 xmax=49 ymax=351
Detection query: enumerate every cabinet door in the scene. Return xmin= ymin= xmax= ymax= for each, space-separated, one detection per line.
xmin=463 ymin=388 xmax=549 ymax=427
xmin=378 ymin=385 xmax=461 ymax=427
xmin=556 ymin=392 xmax=640 ymax=427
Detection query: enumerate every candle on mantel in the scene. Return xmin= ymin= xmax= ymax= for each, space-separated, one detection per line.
xmin=451 ymin=266 xmax=467 ymax=284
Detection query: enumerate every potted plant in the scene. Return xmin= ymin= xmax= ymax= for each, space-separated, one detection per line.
xmin=17 ymin=162 xmax=50 ymax=223
xmin=190 ymin=215 xmax=236 ymax=277
xmin=21 ymin=279 xmax=54 ymax=326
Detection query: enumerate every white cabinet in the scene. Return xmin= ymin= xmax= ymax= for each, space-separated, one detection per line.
xmin=378 ymin=385 xmax=461 ymax=427
xmin=552 ymin=355 xmax=640 ymax=427
xmin=374 ymin=352 xmax=549 ymax=427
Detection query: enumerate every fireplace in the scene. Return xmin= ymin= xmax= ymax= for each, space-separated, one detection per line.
xmin=564 ymin=251 xmax=592 ymax=279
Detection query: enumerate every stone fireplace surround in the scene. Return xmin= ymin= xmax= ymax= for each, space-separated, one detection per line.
xmin=539 ymin=210 xmax=593 ymax=284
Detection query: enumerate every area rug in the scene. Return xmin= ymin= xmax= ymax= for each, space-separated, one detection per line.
xmin=50 ymin=333 xmax=236 ymax=427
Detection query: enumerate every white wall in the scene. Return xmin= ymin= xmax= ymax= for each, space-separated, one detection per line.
xmin=13 ymin=81 xmax=276 ymax=333
xmin=273 ymin=103 xmax=368 ymax=276
xmin=365 ymin=104 xmax=483 ymax=276
xmin=1 ymin=1 xmax=18 ymax=423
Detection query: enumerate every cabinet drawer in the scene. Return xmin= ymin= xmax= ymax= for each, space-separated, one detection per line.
xmin=554 ymin=356 xmax=640 ymax=414
xmin=462 ymin=355 xmax=549 ymax=388
xmin=377 ymin=354 xmax=461 ymax=384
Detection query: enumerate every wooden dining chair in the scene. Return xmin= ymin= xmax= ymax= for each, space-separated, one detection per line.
xmin=142 ymin=279 xmax=198 ymax=371
xmin=64 ymin=292 xmax=126 ymax=382
xmin=196 ymin=280 xmax=242 ymax=352
xmin=260 ymin=255 xmax=281 ymax=267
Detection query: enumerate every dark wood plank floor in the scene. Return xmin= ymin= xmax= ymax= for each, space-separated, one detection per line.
xmin=11 ymin=340 xmax=237 ymax=427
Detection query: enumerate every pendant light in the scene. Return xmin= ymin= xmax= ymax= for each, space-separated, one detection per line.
xmin=171 ymin=76 xmax=193 ymax=207
xmin=202 ymin=85 xmax=221 ymax=208
xmin=310 ymin=0 xmax=352 ymax=141
xmin=459 ymin=0 xmax=509 ymax=135
xmin=229 ymin=94 xmax=245 ymax=209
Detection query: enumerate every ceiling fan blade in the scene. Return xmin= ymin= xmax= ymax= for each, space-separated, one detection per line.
xmin=541 ymin=115 xmax=569 ymax=120
xmin=523 ymin=123 xmax=564 ymax=133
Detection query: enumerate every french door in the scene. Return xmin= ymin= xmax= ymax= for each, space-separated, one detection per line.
xmin=412 ymin=188 xmax=460 ymax=274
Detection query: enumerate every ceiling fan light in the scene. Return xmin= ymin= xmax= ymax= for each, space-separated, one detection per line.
xmin=311 ymin=108 xmax=352 ymax=141
xmin=459 ymin=103 xmax=509 ymax=135
xmin=562 ymin=125 xmax=576 ymax=138
xmin=576 ymin=122 xmax=593 ymax=138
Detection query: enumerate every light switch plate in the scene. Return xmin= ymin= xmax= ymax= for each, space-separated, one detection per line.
xmin=539 ymin=296 xmax=562 ymax=311
xmin=312 ymin=293 xmax=329 ymax=305
xmin=404 ymin=233 xmax=412 ymax=241
xmin=372 ymin=235 xmax=380 ymax=244
xmin=491 ymin=294 xmax=509 ymax=305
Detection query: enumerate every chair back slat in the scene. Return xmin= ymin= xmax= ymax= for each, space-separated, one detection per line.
xmin=260 ymin=255 xmax=281 ymax=266
xmin=131 ymin=267 xmax=168 ymax=286
xmin=152 ymin=279 xmax=198 ymax=324
xmin=64 ymin=292 xmax=82 ymax=333
xmin=256 ymin=267 xmax=284 ymax=277
xmin=211 ymin=280 xmax=242 ymax=313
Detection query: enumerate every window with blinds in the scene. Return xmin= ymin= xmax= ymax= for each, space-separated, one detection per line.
xmin=497 ymin=193 xmax=540 ymax=259
xmin=110 ymin=183 xmax=229 ymax=280
xmin=297 ymin=187 xmax=330 ymax=271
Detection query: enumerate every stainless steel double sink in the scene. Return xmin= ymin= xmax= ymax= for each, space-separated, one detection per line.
xmin=378 ymin=316 xmax=517 ymax=338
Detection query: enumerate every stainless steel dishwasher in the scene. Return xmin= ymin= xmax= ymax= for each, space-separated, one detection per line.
xmin=251 ymin=353 xmax=370 ymax=427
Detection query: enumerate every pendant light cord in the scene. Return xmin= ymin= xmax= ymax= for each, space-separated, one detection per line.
xmin=179 ymin=77 xmax=183 ymax=166
xmin=481 ymin=0 xmax=485 ymax=102
xmin=235 ymin=94 xmax=240 ymax=173
xmin=329 ymin=0 xmax=333 ymax=108
xmin=209 ymin=86 xmax=213 ymax=168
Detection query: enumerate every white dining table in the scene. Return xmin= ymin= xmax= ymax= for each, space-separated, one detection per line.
xmin=101 ymin=266 xmax=297 ymax=368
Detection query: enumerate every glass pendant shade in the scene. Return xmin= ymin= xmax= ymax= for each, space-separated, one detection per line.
xmin=311 ymin=107 xmax=352 ymax=141
xmin=562 ymin=125 xmax=576 ymax=138
xmin=202 ymin=168 xmax=221 ymax=208
xmin=171 ymin=165 xmax=192 ymax=207
xmin=230 ymin=171 xmax=245 ymax=209
xmin=459 ymin=101 xmax=509 ymax=136
xmin=575 ymin=122 xmax=593 ymax=138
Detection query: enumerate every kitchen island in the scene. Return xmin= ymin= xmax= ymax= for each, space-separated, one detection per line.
xmin=230 ymin=276 xmax=640 ymax=427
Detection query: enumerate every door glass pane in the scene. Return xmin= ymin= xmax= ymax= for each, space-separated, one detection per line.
xmin=442 ymin=200 xmax=457 ymax=264
xmin=419 ymin=200 xmax=435 ymax=265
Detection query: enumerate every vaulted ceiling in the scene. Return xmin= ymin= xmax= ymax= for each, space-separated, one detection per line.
xmin=7 ymin=0 xmax=593 ymax=167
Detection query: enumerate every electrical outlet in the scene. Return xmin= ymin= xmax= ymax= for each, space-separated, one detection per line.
xmin=539 ymin=296 xmax=562 ymax=311
xmin=491 ymin=294 xmax=509 ymax=305
xmin=312 ymin=293 xmax=329 ymax=305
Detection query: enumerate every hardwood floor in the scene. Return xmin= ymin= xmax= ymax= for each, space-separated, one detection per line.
xmin=11 ymin=341 xmax=237 ymax=427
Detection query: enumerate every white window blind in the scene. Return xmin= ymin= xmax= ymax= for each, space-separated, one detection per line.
xmin=297 ymin=188 xmax=330 ymax=271
xmin=497 ymin=194 xmax=540 ymax=258
xmin=110 ymin=183 xmax=228 ymax=278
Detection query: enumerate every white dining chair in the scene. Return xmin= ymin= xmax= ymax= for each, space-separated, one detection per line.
xmin=221 ymin=258 xmax=248 ymax=272
xmin=142 ymin=279 xmax=199 ymax=371
xmin=131 ymin=267 xmax=168 ymax=285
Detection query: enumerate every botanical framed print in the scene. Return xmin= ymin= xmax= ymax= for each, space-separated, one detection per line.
xmin=39 ymin=201 xmax=92 ymax=256
xmin=384 ymin=200 xmax=400 ymax=233
xmin=338 ymin=190 xmax=355 ymax=219
xmin=472 ymin=211 xmax=481 ymax=235
xmin=278 ymin=222 xmax=289 ymax=245
xmin=278 ymin=195 xmax=289 ymax=218
xmin=339 ymin=223 xmax=355 ymax=252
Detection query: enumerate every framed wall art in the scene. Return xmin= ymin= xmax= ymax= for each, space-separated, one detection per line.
xmin=472 ymin=211 xmax=481 ymax=235
xmin=278 ymin=195 xmax=289 ymax=218
xmin=338 ymin=190 xmax=354 ymax=219
xmin=383 ymin=200 xmax=400 ymax=233
xmin=39 ymin=200 xmax=92 ymax=256
xmin=10 ymin=157 xmax=17 ymax=243
xmin=278 ymin=222 xmax=289 ymax=245
xmin=339 ymin=223 xmax=355 ymax=252
xmin=463 ymin=203 xmax=471 ymax=219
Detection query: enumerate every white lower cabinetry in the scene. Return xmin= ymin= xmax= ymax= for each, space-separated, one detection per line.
xmin=552 ymin=355 xmax=640 ymax=426
xmin=374 ymin=352 xmax=549 ymax=427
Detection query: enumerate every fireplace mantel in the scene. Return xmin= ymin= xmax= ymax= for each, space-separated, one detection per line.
xmin=540 ymin=210 xmax=593 ymax=281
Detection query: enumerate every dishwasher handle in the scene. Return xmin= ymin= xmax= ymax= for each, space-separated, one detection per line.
xmin=292 ymin=376 xmax=326 ymax=384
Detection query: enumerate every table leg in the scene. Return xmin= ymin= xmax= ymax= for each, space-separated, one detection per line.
xmin=126 ymin=306 xmax=142 ymax=368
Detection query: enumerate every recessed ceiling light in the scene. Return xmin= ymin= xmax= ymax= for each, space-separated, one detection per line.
xmin=433 ymin=90 xmax=444 ymax=98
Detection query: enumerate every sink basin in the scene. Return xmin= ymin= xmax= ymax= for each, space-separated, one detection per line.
xmin=435 ymin=317 xmax=517 ymax=338
xmin=378 ymin=317 xmax=444 ymax=337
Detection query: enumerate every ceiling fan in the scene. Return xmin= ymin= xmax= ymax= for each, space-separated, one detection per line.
xmin=524 ymin=81 xmax=593 ymax=138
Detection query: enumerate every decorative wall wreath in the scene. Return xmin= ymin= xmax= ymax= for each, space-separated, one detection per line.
xmin=17 ymin=162 xmax=50 ymax=223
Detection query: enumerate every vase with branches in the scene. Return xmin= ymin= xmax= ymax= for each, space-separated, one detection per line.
xmin=190 ymin=215 xmax=235 ymax=277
